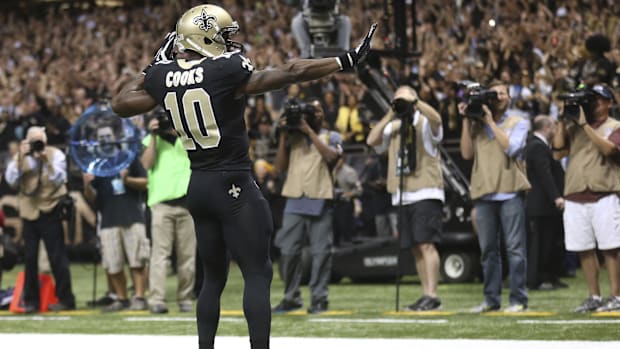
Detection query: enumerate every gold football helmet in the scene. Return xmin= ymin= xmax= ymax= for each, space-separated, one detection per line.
xmin=175 ymin=4 xmax=240 ymax=57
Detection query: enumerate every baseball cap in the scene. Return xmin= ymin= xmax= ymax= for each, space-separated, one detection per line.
xmin=591 ymin=84 xmax=615 ymax=101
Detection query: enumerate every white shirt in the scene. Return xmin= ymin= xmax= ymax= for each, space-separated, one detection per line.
xmin=5 ymin=149 xmax=67 ymax=189
xmin=377 ymin=110 xmax=445 ymax=206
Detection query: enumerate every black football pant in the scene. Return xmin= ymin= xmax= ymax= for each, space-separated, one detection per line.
xmin=187 ymin=170 xmax=273 ymax=349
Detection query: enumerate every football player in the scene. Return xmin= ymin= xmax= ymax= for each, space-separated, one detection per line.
xmin=112 ymin=4 xmax=376 ymax=349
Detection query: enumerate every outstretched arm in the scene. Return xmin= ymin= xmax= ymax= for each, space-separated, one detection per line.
xmin=111 ymin=75 xmax=158 ymax=118
xmin=240 ymin=22 xmax=377 ymax=96
xmin=240 ymin=58 xmax=341 ymax=96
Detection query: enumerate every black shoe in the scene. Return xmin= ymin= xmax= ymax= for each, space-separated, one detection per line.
xmin=552 ymin=280 xmax=569 ymax=289
xmin=416 ymin=296 xmax=442 ymax=311
xmin=534 ymin=282 xmax=556 ymax=291
xmin=86 ymin=292 xmax=117 ymax=307
xmin=103 ymin=299 xmax=130 ymax=313
xmin=48 ymin=302 xmax=76 ymax=312
xmin=23 ymin=304 xmax=38 ymax=314
xmin=403 ymin=295 xmax=430 ymax=311
xmin=272 ymin=299 xmax=303 ymax=314
xmin=150 ymin=303 xmax=169 ymax=314
xmin=307 ymin=300 xmax=329 ymax=314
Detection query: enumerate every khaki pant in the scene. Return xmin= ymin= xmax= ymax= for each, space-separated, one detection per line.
xmin=148 ymin=203 xmax=196 ymax=306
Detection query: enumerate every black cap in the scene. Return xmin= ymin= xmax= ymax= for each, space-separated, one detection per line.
xmin=592 ymin=84 xmax=615 ymax=101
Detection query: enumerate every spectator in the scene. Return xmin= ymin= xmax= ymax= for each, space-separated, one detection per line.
xmin=332 ymin=154 xmax=362 ymax=246
xmin=358 ymin=151 xmax=394 ymax=238
xmin=336 ymin=93 xmax=365 ymax=143
xmin=142 ymin=111 xmax=196 ymax=314
xmin=4 ymin=126 xmax=76 ymax=313
xmin=367 ymin=85 xmax=444 ymax=311
xmin=553 ymin=84 xmax=620 ymax=312
xmin=322 ymin=90 xmax=339 ymax=130
xmin=460 ymin=81 xmax=531 ymax=313
xmin=251 ymin=115 xmax=276 ymax=161
xmin=246 ymin=95 xmax=273 ymax=139
xmin=273 ymin=98 xmax=342 ymax=314
xmin=82 ymin=123 xmax=150 ymax=312
xmin=525 ymin=115 xmax=567 ymax=291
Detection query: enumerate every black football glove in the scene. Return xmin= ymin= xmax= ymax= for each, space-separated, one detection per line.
xmin=337 ymin=23 xmax=377 ymax=71
xmin=142 ymin=31 xmax=177 ymax=74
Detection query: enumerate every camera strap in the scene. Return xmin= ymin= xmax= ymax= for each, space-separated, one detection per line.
xmin=407 ymin=123 xmax=417 ymax=172
xmin=400 ymin=119 xmax=417 ymax=173
xmin=397 ymin=118 xmax=417 ymax=175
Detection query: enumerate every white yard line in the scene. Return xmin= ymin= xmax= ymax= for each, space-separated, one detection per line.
xmin=0 ymin=334 xmax=619 ymax=349
xmin=0 ymin=316 xmax=71 ymax=321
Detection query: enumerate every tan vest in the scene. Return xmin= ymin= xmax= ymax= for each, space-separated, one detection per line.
xmin=281 ymin=132 xmax=334 ymax=199
xmin=565 ymin=117 xmax=620 ymax=195
xmin=470 ymin=116 xmax=531 ymax=200
xmin=386 ymin=117 xmax=443 ymax=194
xmin=16 ymin=146 xmax=67 ymax=220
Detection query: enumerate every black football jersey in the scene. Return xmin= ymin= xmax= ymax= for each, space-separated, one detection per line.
xmin=144 ymin=52 xmax=254 ymax=171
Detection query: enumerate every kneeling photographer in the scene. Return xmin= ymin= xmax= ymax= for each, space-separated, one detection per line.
xmin=366 ymin=85 xmax=444 ymax=311
xmin=553 ymin=84 xmax=620 ymax=313
xmin=272 ymin=99 xmax=342 ymax=314
xmin=459 ymin=81 xmax=531 ymax=313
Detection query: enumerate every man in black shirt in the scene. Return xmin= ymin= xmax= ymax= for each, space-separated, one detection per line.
xmin=83 ymin=123 xmax=150 ymax=312
xmin=112 ymin=4 xmax=376 ymax=349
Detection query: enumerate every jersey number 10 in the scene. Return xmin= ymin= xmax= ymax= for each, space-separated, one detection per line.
xmin=163 ymin=89 xmax=221 ymax=150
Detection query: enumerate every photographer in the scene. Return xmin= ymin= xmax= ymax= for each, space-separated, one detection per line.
xmin=272 ymin=99 xmax=342 ymax=314
xmin=553 ymin=84 xmax=620 ymax=313
xmin=459 ymin=81 xmax=531 ymax=313
xmin=291 ymin=0 xmax=351 ymax=58
xmin=141 ymin=109 xmax=196 ymax=314
xmin=83 ymin=123 xmax=149 ymax=312
xmin=4 ymin=126 xmax=76 ymax=313
xmin=366 ymin=86 xmax=444 ymax=311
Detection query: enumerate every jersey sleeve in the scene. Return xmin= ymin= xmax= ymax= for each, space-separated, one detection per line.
xmin=223 ymin=52 xmax=254 ymax=86
xmin=143 ymin=68 xmax=164 ymax=101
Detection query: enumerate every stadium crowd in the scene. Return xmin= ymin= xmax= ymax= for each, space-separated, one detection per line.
xmin=0 ymin=0 xmax=619 ymax=314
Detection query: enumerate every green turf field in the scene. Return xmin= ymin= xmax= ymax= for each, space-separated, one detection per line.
xmin=1 ymin=263 xmax=619 ymax=340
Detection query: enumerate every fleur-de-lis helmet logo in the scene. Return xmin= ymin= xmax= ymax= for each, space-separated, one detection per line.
xmin=193 ymin=9 xmax=217 ymax=32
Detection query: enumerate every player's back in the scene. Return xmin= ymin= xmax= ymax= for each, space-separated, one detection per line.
xmin=144 ymin=51 xmax=254 ymax=171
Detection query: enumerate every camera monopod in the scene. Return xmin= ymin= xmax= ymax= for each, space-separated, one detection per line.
xmin=394 ymin=104 xmax=414 ymax=312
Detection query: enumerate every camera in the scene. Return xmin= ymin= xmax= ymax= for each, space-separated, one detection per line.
xmin=462 ymin=83 xmax=498 ymax=120
xmin=283 ymin=100 xmax=316 ymax=130
xmin=27 ymin=140 xmax=45 ymax=155
xmin=152 ymin=108 xmax=173 ymax=132
xmin=558 ymin=88 xmax=595 ymax=121
xmin=392 ymin=99 xmax=414 ymax=116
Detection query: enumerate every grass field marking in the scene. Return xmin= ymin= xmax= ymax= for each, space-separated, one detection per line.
xmin=483 ymin=311 xmax=555 ymax=317
xmin=221 ymin=310 xmax=244 ymax=316
xmin=0 ymin=316 xmax=70 ymax=321
xmin=308 ymin=317 xmax=448 ymax=324
xmin=591 ymin=312 xmax=620 ymax=317
xmin=55 ymin=310 xmax=97 ymax=316
xmin=384 ymin=310 xmax=456 ymax=316
xmin=518 ymin=319 xmax=620 ymax=324
xmin=124 ymin=316 xmax=244 ymax=322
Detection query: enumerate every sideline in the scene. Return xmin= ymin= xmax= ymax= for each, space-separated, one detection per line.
xmin=1 ymin=334 xmax=619 ymax=349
